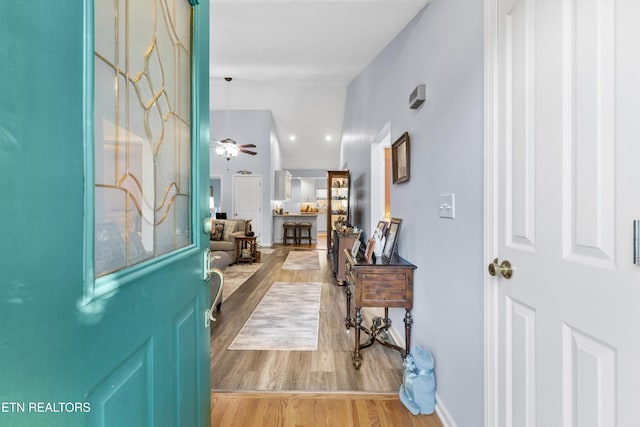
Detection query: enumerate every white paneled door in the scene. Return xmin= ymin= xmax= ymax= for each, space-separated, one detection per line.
xmin=233 ymin=175 xmax=262 ymax=239
xmin=486 ymin=0 xmax=640 ymax=426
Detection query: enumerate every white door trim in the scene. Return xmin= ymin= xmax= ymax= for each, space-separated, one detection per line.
xmin=483 ymin=0 xmax=499 ymax=426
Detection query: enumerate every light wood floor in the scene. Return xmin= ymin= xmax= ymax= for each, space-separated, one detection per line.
xmin=211 ymin=392 xmax=443 ymax=427
xmin=211 ymin=245 xmax=404 ymax=392
xmin=210 ymin=244 xmax=442 ymax=425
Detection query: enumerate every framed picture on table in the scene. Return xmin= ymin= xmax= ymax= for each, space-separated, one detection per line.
xmin=375 ymin=220 xmax=389 ymax=237
xmin=373 ymin=220 xmax=388 ymax=249
xmin=382 ymin=218 xmax=402 ymax=260
xmin=364 ymin=238 xmax=375 ymax=264
xmin=351 ymin=238 xmax=361 ymax=258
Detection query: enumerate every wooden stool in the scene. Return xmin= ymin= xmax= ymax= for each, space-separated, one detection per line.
xmin=297 ymin=222 xmax=312 ymax=246
xmin=283 ymin=222 xmax=297 ymax=245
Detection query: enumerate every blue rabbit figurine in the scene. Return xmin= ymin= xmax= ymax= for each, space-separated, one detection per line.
xmin=399 ymin=345 xmax=436 ymax=415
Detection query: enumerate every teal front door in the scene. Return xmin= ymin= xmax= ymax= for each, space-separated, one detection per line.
xmin=0 ymin=1 xmax=211 ymax=426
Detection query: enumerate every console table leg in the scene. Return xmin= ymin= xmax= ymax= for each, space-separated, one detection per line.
xmin=344 ymin=286 xmax=352 ymax=331
xmin=404 ymin=309 xmax=413 ymax=357
xmin=352 ymin=308 xmax=363 ymax=369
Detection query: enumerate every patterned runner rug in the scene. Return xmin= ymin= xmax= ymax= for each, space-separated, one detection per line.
xmin=221 ymin=263 xmax=263 ymax=301
xmin=228 ymin=281 xmax=322 ymax=351
xmin=281 ymin=250 xmax=320 ymax=270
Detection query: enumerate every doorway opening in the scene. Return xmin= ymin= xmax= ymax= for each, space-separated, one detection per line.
xmin=371 ymin=122 xmax=392 ymax=232
xmin=209 ymin=176 xmax=222 ymax=217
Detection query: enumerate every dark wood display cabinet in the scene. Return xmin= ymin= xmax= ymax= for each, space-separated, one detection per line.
xmin=326 ymin=170 xmax=350 ymax=257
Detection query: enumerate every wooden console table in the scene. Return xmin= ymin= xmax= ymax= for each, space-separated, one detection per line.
xmin=344 ymin=250 xmax=416 ymax=369
xmin=332 ymin=228 xmax=360 ymax=285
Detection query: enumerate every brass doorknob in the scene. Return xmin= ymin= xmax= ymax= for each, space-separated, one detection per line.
xmin=488 ymin=258 xmax=513 ymax=279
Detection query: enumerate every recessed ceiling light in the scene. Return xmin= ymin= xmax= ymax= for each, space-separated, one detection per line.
xmin=325 ymin=135 xmax=332 ymax=141
xmin=289 ymin=135 xmax=296 ymax=141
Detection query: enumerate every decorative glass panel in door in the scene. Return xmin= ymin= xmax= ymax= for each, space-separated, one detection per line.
xmin=94 ymin=0 xmax=192 ymax=277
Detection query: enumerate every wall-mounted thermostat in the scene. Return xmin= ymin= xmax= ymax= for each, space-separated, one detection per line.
xmin=409 ymin=84 xmax=426 ymax=109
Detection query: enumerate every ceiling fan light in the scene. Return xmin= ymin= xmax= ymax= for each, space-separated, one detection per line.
xmin=228 ymin=145 xmax=239 ymax=156
xmin=215 ymin=146 xmax=225 ymax=156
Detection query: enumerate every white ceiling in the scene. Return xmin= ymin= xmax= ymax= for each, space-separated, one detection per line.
xmin=209 ymin=0 xmax=430 ymax=169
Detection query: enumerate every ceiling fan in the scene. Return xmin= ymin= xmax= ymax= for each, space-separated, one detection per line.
xmin=212 ymin=77 xmax=258 ymax=161
xmin=214 ymin=137 xmax=257 ymax=159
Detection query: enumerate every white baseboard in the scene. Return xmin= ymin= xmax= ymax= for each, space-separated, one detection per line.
xmin=375 ymin=318 xmax=457 ymax=426
xmin=435 ymin=393 xmax=458 ymax=427
xmin=387 ymin=323 xmax=404 ymax=349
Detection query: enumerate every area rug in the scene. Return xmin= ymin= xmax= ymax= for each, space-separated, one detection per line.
xmin=281 ymin=250 xmax=320 ymax=270
xmin=228 ymin=281 xmax=322 ymax=351
xmin=221 ymin=263 xmax=263 ymax=301
xmin=259 ymin=247 xmax=275 ymax=255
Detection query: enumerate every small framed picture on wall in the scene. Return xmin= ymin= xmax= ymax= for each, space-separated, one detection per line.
xmin=391 ymin=132 xmax=410 ymax=184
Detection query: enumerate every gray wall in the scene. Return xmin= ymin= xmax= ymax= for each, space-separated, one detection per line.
xmin=210 ymin=109 xmax=280 ymax=246
xmin=210 ymin=79 xmax=345 ymax=170
xmin=340 ymin=1 xmax=484 ymax=425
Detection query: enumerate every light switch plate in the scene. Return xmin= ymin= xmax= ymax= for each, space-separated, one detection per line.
xmin=439 ymin=194 xmax=455 ymax=218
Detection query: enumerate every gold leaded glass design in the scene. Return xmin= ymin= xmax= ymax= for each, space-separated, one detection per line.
xmin=94 ymin=0 xmax=192 ymax=277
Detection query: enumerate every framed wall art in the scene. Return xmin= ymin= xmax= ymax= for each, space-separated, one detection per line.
xmin=391 ymin=132 xmax=410 ymax=184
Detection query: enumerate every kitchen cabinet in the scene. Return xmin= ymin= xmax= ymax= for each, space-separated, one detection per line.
xmin=300 ymin=178 xmax=315 ymax=201
xmin=272 ymin=214 xmax=318 ymax=243
xmin=275 ymin=170 xmax=291 ymax=200
xmin=273 ymin=215 xmax=285 ymax=242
